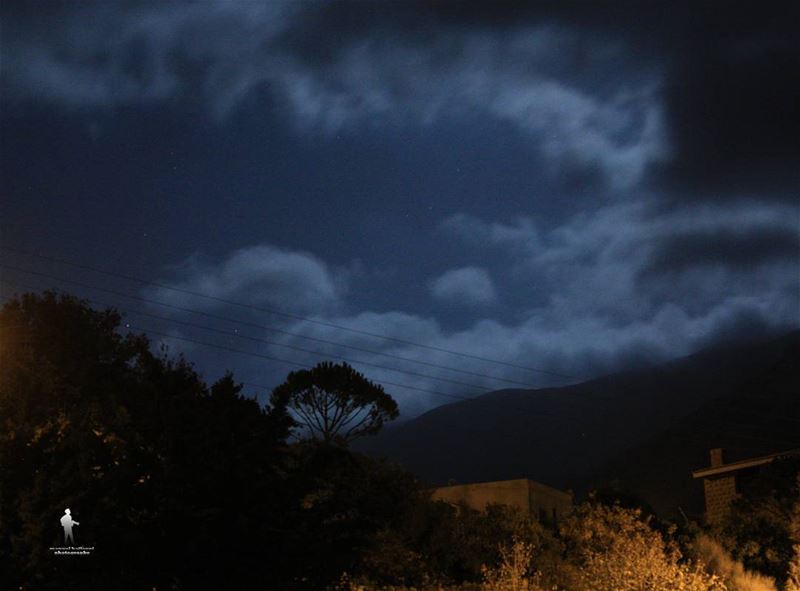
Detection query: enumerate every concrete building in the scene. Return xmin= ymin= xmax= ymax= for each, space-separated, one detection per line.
xmin=692 ymin=448 xmax=799 ymax=523
xmin=431 ymin=478 xmax=573 ymax=526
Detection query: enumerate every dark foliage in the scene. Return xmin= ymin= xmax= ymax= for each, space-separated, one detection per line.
xmin=0 ymin=292 xmax=292 ymax=589
xmin=718 ymin=456 xmax=800 ymax=584
xmin=271 ymin=361 xmax=399 ymax=445
xmin=278 ymin=441 xmax=429 ymax=587
xmin=0 ymin=291 xmax=431 ymax=590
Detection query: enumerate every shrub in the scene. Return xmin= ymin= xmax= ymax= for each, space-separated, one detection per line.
xmin=481 ymin=539 xmax=545 ymax=591
xmin=559 ymin=502 xmax=728 ymax=591
xmin=695 ymin=535 xmax=777 ymax=591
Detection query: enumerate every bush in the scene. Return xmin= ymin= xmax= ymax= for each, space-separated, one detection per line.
xmin=481 ymin=539 xmax=544 ymax=591
xmin=695 ymin=535 xmax=777 ymax=591
xmin=559 ymin=502 xmax=728 ymax=591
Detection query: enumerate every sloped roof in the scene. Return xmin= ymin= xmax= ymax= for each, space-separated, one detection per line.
xmin=692 ymin=448 xmax=800 ymax=479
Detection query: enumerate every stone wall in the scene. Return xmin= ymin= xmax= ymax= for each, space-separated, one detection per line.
xmin=703 ymin=474 xmax=738 ymax=523
xmin=431 ymin=478 xmax=573 ymax=524
xmin=529 ymin=480 xmax=573 ymax=525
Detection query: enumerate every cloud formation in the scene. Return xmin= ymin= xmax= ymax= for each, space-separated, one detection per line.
xmin=1 ymin=3 xmax=666 ymax=189
xmin=144 ymin=244 xmax=343 ymax=315
xmin=430 ymin=267 xmax=497 ymax=306
xmin=439 ymin=199 xmax=798 ymax=358
xmin=440 ymin=214 xmax=541 ymax=256
xmin=141 ymin=203 xmax=798 ymax=416
xmin=3 ymin=2 xmax=796 ymax=417
xmin=3 ymin=1 xmax=797 ymax=196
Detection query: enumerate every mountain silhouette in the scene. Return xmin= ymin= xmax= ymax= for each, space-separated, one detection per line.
xmin=357 ymin=331 xmax=800 ymax=517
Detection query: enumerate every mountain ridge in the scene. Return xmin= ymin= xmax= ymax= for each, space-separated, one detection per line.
xmin=357 ymin=330 xmax=800 ymax=515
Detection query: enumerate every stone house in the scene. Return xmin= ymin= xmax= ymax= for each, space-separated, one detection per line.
xmin=431 ymin=478 xmax=573 ymax=526
xmin=692 ymin=447 xmax=799 ymax=523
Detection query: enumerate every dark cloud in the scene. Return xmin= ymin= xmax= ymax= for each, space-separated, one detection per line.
xmin=688 ymin=302 xmax=790 ymax=352
xmin=642 ymin=225 xmax=800 ymax=277
xmin=662 ymin=37 xmax=800 ymax=197
xmin=2 ymin=1 xmax=798 ymax=416
xmin=4 ymin=2 xmax=798 ymax=198
xmin=281 ymin=1 xmax=800 ymax=197
xmin=441 ymin=201 xmax=798 ymax=356
xmin=0 ymin=1 xmax=666 ymax=189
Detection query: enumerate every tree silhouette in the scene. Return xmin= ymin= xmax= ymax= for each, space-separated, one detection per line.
xmin=271 ymin=361 xmax=398 ymax=444
xmin=1 ymin=292 xmax=428 ymax=589
xmin=0 ymin=291 xmax=292 ymax=589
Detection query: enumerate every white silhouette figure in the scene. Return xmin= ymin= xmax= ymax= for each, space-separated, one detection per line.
xmin=60 ymin=508 xmax=79 ymax=546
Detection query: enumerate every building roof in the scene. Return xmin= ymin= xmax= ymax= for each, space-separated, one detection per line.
xmin=432 ymin=477 xmax=572 ymax=499
xmin=692 ymin=448 xmax=800 ymax=479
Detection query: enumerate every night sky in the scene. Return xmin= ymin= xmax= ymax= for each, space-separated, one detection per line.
xmin=1 ymin=1 xmax=798 ymax=417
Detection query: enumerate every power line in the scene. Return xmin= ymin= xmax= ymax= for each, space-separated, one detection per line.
xmin=131 ymin=325 xmax=542 ymax=408
xmin=56 ymin=324 xmax=800 ymax=448
xmin=0 ymin=279 xmax=505 ymax=405
xmin=0 ymin=263 xmax=546 ymax=389
xmin=1 ymin=277 xmax=619 ymax=423
xmin=106 ymin=300 xmax=491 ymax=393
xmin=0 ymin=273 xmax=640 ymax=428
xmin=0 ymin=281 xmax=596 ymax=423
xmin=0 ymin=246 xmax=574 ymax=377
xmin=124 ymin=324 xmax=800 ymax=447
xmin=3 ymin=280 xmax=798 ymax=449
xmin=3 ymin=272 xmax=491 ymax=392
xmin=4 ymin=272 xmax=797 ymax=433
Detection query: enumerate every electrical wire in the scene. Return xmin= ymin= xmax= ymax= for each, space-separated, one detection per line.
xmin=2 ymin=276 xmax=798 ymax=449
xmin=0 ymin=246 xmax=573 ymax=377
xmin=0 ymin=262 xmax=552 ymax=389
